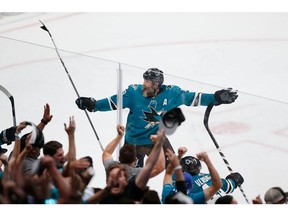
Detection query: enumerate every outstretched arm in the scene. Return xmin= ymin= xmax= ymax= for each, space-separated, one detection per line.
xmin=75 ymin=97 xmax=96 ymax=112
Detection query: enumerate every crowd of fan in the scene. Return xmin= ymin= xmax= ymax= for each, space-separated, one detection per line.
xmin=0 ymin=103 xmax=287 ymax=204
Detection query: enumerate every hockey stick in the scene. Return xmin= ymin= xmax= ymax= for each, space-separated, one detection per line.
xmin=204 ymin=103 xmax=250 ymax=203
xmin=0 ymin=85 xmax=16 ymax=126
xmin=39 ymin=20 xmax=104 ymax=151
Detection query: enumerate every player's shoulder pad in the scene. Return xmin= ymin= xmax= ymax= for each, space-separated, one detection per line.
xmin=166 ymin=85 xmax=174 ymax=89
xmin=129 ymin=84 xmax=140 ymax=90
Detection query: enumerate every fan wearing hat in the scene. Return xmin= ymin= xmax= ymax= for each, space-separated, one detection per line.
xmin=180 ymin=154 xmax=244 ymax=203
xmin=264 ymin=187 xmax=288 ymax=204
xmin=0 ymin=103 xmax=51 ymax=159
xmin=162 ymin=148 xmax=193 ymax=204
xmin=162 ymin=148 xmax=223 ymax=204
xmin=16 ymin=122 xmax=45 ymax=175
xmin=76 ymin=67 xmax=238 ymax=168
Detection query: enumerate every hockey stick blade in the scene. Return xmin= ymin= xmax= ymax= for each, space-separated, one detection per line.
xmin=39 ymin=20 xmax=49 ymax=32
xmin=0 ymin=85 xmax=17 ymax=126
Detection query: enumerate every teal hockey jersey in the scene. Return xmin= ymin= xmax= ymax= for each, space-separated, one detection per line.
xmin=94 ymin=84 xmax=217 ymax=145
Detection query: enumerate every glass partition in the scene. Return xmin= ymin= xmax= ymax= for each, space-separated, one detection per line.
xmin=1 ymin=34 xmax=288 ymax=204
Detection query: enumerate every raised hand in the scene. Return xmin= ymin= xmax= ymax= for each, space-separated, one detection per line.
xmin=64 ymin=116 xmax=76 ymax=136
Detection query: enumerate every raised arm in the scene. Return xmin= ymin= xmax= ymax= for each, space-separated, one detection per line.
xmin=64 ymin=116 xmax=76 ymax=163
xmin=102 ymin=124 xmax=125 ymax=164
xmin=196 ymin=152 xmax=222 ymax=201
xmin=163 ymin=148 xmax=184 ymax=186
xmin=10 ymin=121 xmax=28 ymax=160
xmin=148 ymin=134 xmax=165 ymax=178
xmin=40 ymin=156 xmax=72 ymax=203
xmin=135 ymin=129 xmax=165 ymax=190
xmin=37 ymin=103 xmax=53 ymax=130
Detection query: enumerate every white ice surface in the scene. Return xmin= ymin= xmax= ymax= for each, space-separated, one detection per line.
xmin=1 ymin=12 xmax=288 ymax=207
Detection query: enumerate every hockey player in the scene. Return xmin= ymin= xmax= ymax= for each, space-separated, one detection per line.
xmin=180 ymin=155 xmax=244 ymax=203
xmin=75 ymin=68 xmax=238 ymax=167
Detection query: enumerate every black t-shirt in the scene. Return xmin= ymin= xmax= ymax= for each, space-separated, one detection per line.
xmin=99 ymin=177 xmax=148 ymax=204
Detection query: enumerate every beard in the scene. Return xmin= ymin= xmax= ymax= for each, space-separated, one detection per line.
xmin=142 ymin=86 xmax=156 ymax=97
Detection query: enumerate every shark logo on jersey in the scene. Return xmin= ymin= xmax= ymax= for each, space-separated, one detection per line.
xmin=149 ymin=100 xmax=157 ymax=108
xmin=141 ymin=106 xmax=160 ymax=129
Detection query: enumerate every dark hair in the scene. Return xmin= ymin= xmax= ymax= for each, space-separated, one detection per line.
xmin=119 ymin=145 xmax=137 ymax=164
xmin=106 ymin=163 xmax=128 ymax=181
xmin=43 ymin=140 xmax=63 ymax=156
xmin=215 ymin=195 xmax=234 ymax=204
xmin=142 ymin=190 xmax=161 ymax=204
xmin=81 ymin=156 xmax=93 ymax=167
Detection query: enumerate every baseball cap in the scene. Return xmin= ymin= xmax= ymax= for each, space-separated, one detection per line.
xmin=172 ymin=171 xmax=194 ymax=193
xmin=159 ymin=107 xmax=185 ymax=135
xmin=20 ymin=122 xmax=45 ymax=150
xmin=264 ymin=187 xmax=288 ymax=204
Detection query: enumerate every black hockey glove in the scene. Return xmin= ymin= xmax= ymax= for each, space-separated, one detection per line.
xmin=226 ymin=172 xmax=244 ymax=187
xmin=75 ymin=97 xmax=96 ymax=112
xmin=0 ymin=126 xmax=16 ymax=145
xmin=214 ymin=88 xmax=238 ymax=105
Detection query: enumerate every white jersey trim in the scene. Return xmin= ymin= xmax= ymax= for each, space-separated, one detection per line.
xmin=192 ymin=92 xmax=202 ymax=106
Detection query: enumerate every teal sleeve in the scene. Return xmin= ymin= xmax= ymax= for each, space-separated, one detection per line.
xmin=200 ymin=93 xmax=217 ymax=106
xmin=94 ymin=86 xmax=134 ymax=111
xmin=162 ymin=184 xmax=175 ymax=204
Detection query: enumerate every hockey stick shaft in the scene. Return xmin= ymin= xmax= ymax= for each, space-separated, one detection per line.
xmin=204 ymin=103 xmax=250 ymax=203
xmin=0 ymin=85 xmax=16 ymax=126
xmin=39 ymin=21 xmax=104 ymax=151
